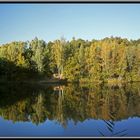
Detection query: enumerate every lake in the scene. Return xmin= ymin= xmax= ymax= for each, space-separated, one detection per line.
xmin=0 ymin=82 xmax=140 ymax=137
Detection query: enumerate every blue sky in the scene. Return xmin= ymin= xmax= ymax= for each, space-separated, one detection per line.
xmin=0 ymin=4 xmax=140 ymax=44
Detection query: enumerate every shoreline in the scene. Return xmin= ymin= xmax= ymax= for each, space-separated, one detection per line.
xmin=0 ymin=78 xmax=140 ymax=85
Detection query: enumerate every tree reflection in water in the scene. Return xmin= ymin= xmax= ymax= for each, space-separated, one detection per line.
xmin=0 ymin=82 xmax=140 ymax=136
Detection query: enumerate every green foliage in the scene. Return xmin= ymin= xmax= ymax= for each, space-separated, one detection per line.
xmin=0 ymin=36 xmax=140 ymax=82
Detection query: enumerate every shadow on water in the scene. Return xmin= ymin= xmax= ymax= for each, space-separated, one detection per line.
xmin=0 ymin=82 xmax=140 ymax=136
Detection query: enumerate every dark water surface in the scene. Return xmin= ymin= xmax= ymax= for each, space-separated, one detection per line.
xmin=0 ymin=82 xmax=140 ymax=137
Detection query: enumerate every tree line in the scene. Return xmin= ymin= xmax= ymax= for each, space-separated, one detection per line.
xmin=0 ymin=36 xmax=140 ymax=82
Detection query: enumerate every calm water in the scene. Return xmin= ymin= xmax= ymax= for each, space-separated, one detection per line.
xmin=0 ymin=82 xmax=140 ymax=137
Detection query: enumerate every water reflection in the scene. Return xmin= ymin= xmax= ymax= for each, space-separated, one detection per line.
xmin=0 ymin=82 xmax=140 ymax=136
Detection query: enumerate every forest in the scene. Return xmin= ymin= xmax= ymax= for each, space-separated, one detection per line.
xmin=0 ymin=36 xmax=140 ymax=83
